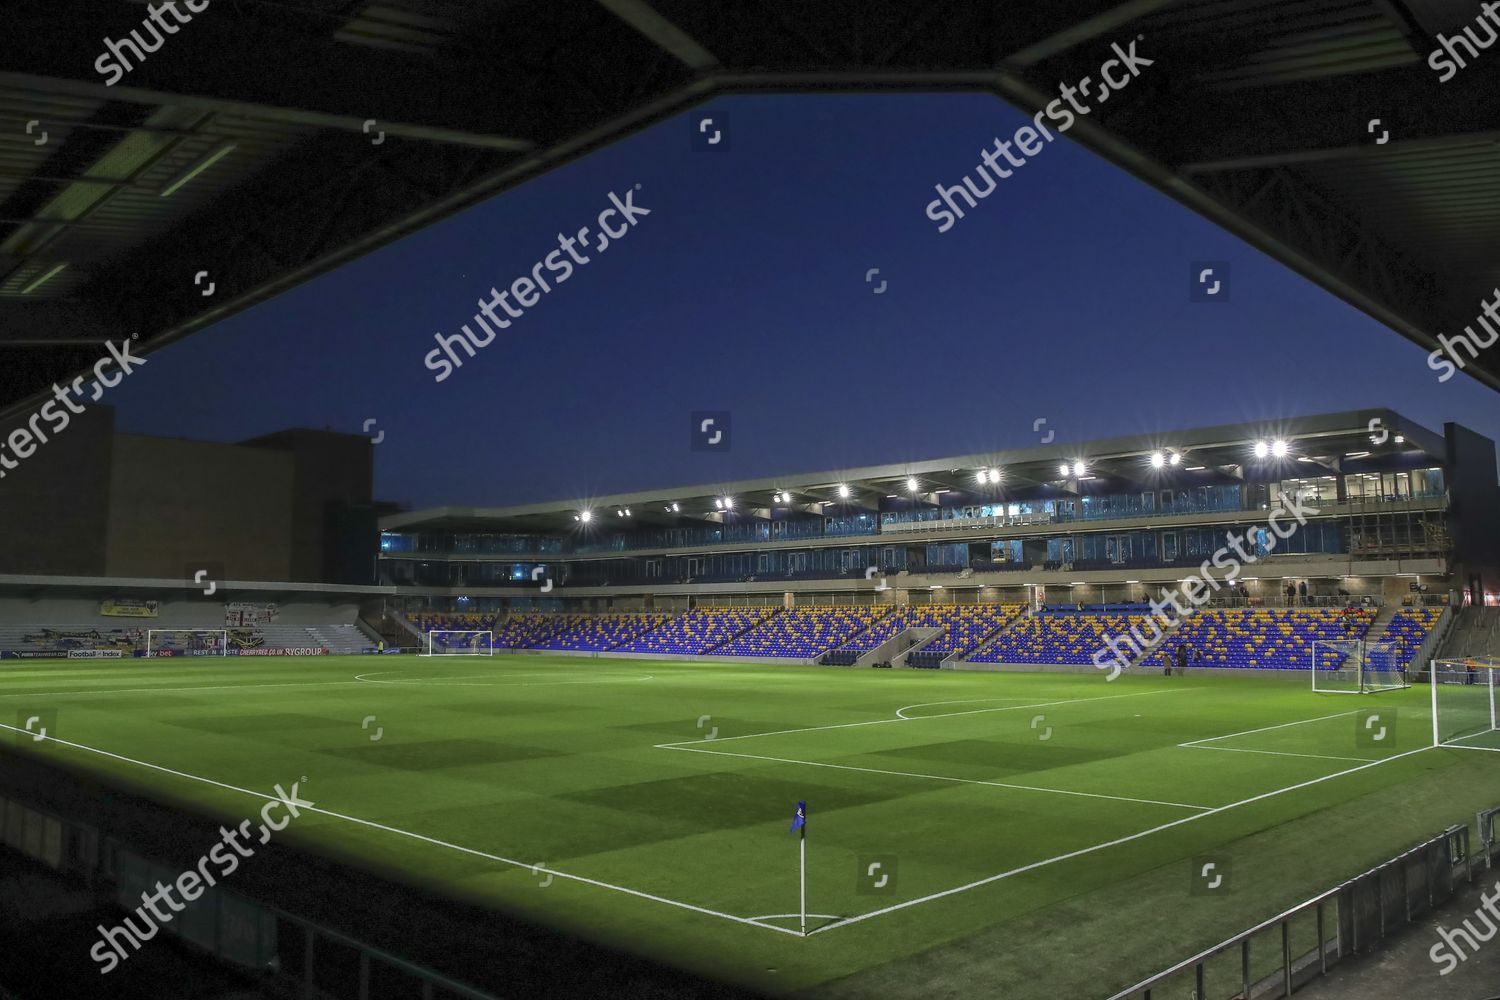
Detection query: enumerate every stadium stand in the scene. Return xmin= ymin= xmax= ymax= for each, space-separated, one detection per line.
xmin=613 ymin=608 xmax=774 ymax=655
xmin=715 ymin=606 xmax=888 ymax=659
xmin=905 ymin=603 xmax=1025 ymax=667
xmin=970 ymin=611 xmax=1152 ymax=665
xmin=530 ymin=613 xmax=671 ymax=651
xmin=1381 ymin=606 xmax=1444 ymax=669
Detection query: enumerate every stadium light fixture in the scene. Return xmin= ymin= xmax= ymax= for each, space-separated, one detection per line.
xmin=1185 ymin=465 xmax=1205 ymax=471
xmin=837 ymin=484 xmax=851 ymax=499
xmin=723 ymin=496 xmax=734 ymax=510
xmin=1271 ymin=439 xmax=1289 ymax=457
xmin=714 ymin=498 xmax=723 ymax=509
xmin=1058 ymin=463 xmax=1070 ymax=477
xmin=1169 ymin=452 xmax=1181 ymax=466
xmin=1071 ymin=460 xmax=1086 ymax=477
xmin=1394 ymin=434 xmax=1405 ymax=444
xmin=1253 ymin=440 xmax=1270 ymax=458
xmin=1345 ymin=451 xmax=1371 ymax=459
xmin=579 ymin=510 xmax=593 ymax=523
xmin=906 ymin=477 xmax=919 ymax=492
xmin=1150 ymin=451 xmax=1165 ymax=469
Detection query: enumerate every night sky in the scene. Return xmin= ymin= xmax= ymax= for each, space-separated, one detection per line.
xmin=104 ymin=93 xmax=1500 ymax=510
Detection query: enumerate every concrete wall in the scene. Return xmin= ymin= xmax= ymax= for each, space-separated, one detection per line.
xmin=105 ymin=434 xmax=295 ymax=580
xmin=0 ymin=405 xmax=114 ymax=576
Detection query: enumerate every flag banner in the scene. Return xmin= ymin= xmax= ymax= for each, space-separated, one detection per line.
xmin=790 ymin=800 xmax=806 ymax=834
xmin=99 ymin=598 xmax=159 ymax=618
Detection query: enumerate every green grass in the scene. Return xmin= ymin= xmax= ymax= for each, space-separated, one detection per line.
xmin=2 ymin=655 xmax=1497 ymax=998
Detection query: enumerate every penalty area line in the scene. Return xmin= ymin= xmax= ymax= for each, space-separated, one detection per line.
xmin=0 ymin=722 xmax=800 ymax=938
xmin=806 ymin=743 xmax=1433 ymax=936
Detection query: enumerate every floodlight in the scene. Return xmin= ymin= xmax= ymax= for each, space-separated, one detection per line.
xmin=579 ymin=510 xmax=593 ymax=523
xmin=906 ymin=477 xmax=919 ymax=492
xmin=1072 ymin=460 xmax=1086 ymax=477
xmin=1169 ymin=452 xmax=1181 ymax=466
xmin=837 ymin=484 xmax=851 ymax=498
xmin=1150 ymin=451 xmax=1165 ymax=468
xmin=1059 ymin=463 xmax=1071 ymax=477
xmin=1253 ymin=441 xmax=1270 ymax=458
xmin=1271 ymin=439 xmax=1288 ymax=457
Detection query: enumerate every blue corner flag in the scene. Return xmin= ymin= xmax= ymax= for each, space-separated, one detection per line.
xmin=790 ymin=800 xmax=807 ymax=834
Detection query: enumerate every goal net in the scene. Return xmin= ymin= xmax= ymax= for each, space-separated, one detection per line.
xmin=1432 ymin=656 xmax=1500 ymax=751
xmin=1312 ymin=639 xmax=1406 ymax=694
xmin=424 ymin=630 xmax=494 ymax=657
xmin=145 ymin=629 xmax=229 ymax=657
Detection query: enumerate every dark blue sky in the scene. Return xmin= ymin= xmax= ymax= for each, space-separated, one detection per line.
xmin=107 ymin=93 xmax=1500 ymax=509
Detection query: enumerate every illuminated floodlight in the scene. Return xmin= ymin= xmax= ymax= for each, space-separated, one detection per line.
xmin=1394 ymin=434 xmax=1405 ymax=444
xmin=837 ymin=484 xmax=851 ymax=499
xmin=1059 ymin=463 xmax=1071 ymax=477
xmin=714 ymin=498 xmax=724 ymax=509
xmin=722 ymin=496 xmax=734 ymax=509
xmin=1071 ymin=460 xmax=1086 ymax=477
xmin=1150 ymin=451 xmax=1165 ymax=469
xmin=1253 ymin=441 xmax=1270 ymax=458
xmin=906 ymin=477 xmax=919 ymax=492
xmin=1169 ymin=452 xmax=1181 ymax=466
xmin=579 ymin=510 xmax=593 ymax=523
xmin=1271 ymin=439 xmax=1288 ymax=458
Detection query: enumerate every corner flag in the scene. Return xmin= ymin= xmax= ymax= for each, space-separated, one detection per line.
xmin=790 ymin=800 xmax=808 ymax=936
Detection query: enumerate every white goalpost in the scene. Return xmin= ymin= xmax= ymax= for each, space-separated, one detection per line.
xmin=423 ymin=630 xmax=495 ymax=657
xmin=145 ymin=629 xmax=229 ymax=656
xmin=1431 ymin=656 xmax=1500 ymax=752
xmin=1311 ymin=639 xmax=1407 ymax=694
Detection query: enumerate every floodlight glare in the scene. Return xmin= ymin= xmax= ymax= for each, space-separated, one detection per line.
xmin=1169 ymin=452 xmax=1181 ymax=466
xmin=837 ymin=484 xmax=851 ymax=498
xmin=1072 ymin=460 xmax=1086 ymax=477
xmin=1253 ymin=441 xmax=1270 ymax=458
xmin=906 ymin=477 xmax=919 ymax=492
xmin=579 ymin=510 xmax=593 ymax=523
xmin=1271 ymin=439 xmax=1288 ymax=457
xmin=1150 ymin=451 xmax=1165 ymax=469
xmin=1059 ymin=463 xmax=1071 ymax=477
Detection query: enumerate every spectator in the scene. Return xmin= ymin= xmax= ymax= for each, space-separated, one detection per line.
xmin=1298 ymin=580 xmax=1309 ymax=605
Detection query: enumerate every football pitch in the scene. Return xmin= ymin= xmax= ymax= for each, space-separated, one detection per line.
xmin=3 ymin=655 xmax=1497 ymax=998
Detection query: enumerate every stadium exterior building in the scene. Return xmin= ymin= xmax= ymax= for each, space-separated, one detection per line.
xmin=380 ymin=410 xmax=1500 ymax=622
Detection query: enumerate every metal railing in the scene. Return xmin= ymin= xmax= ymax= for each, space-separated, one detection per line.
xmin=1107 ymin=823 xmax=1477 ymax=1000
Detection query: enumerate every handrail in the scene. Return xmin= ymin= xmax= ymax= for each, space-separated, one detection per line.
xmin=1105 ymin=824 xmax=1471 ymax=1000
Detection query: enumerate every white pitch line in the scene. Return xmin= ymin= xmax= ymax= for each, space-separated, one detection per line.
xmin=1181 ymin=745 xmax=1377 ymax=764
xmin=1176 ymin=710 xmax=1356 ymax=748
xmin=894 ymin=697 xmax=1046 ymax=720
xmin=806 ymin=743 xmax=1434 ymax=935
xmin=0 ymin=678 xmax=369 ymax=699
xmin=659 ymin=743 xmax=1212 ymax=811
xmin=658 ymin=688 xmax=1187 ymax=749
xmin=0 ymin=722 xmax=800 ymax=938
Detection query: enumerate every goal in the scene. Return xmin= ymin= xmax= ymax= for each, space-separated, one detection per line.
xmin=145 ymin=629 xmax=229 ymax=657
xmin=1432 ymin=656 xmax=1500 ymax=751
xmin=423 ymin=630 xmax=494 ymax=657
xmin=1311 ymin=639 xmax=1406 ymax=694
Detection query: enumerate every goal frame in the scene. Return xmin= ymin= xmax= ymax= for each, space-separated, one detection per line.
xmin=1311 ymin=638 xmax=1407 ymax=694
xmin=423 ymin=630 xmax=495 ymax=657
xmin=145 ymin=628 xmax=229 ymax=656
xmin=1430 ymin=655 xmax=1500 ymax=751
